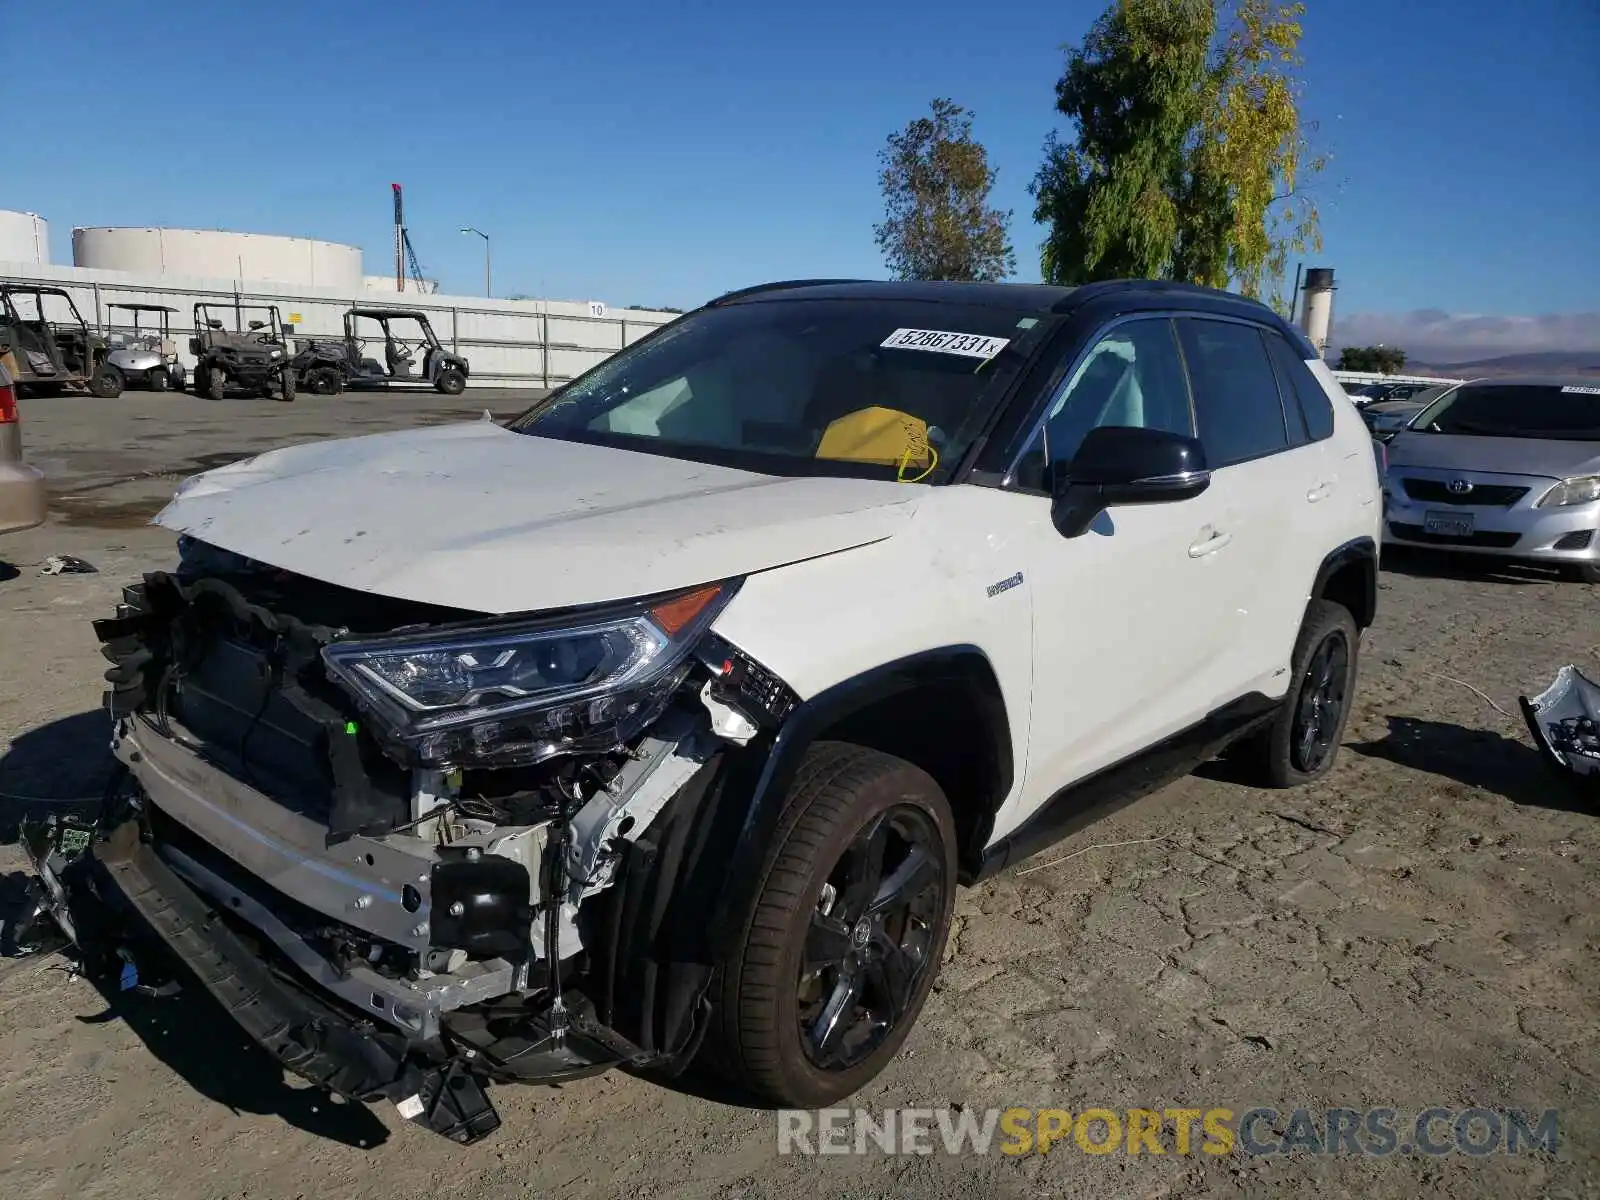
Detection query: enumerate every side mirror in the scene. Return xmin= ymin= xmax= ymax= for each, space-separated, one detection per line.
xmin=1050 ymin=425 xmax=1210 ymax=538
xmin=248 ymin=320 xmax=265 ymax=331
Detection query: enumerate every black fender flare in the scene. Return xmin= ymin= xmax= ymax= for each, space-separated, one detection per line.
xmin=702 ymin=645 xmax=1014 ymax=958
xmin=1313 ymin=535 xmax=1378 ymax=628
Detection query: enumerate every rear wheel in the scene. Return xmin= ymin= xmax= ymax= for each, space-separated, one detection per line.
xmin=1229 ymin=599 xmax=1359 ymax=788
xmin=307 ymin=367 xmax=341 ymax=395
xmin=205 ymin=366 xmax=227 ymax=401
xmin=434 ymin=366 xmax=466 ymax=395
xmin=89 ymin=363 xmax=124 ymax=398
xmin=706 ymin=742 xmax=956 ymax=1107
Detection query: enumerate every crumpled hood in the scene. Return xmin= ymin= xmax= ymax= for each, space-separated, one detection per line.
xmin=1387 ymin=432 xmax=1600 ymax=480
xmin=154 ymin=421 xmax=919 ymax=613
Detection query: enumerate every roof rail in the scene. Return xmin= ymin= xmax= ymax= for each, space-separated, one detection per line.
xmin=706 ymin=278 xmax=871 ymax=307
xmin=1050 ymin=278 xmax=1272 ymax=313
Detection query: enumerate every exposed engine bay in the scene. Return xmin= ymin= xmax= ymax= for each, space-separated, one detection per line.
xmin=21 ymin=537 xmax=797 ymax=1143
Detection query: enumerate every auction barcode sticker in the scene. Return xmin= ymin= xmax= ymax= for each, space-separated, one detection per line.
xmin=881 ymin=328 xmax=1010 ymax=360
xmin=1561 ymin=385 xmax=1600 ymax=395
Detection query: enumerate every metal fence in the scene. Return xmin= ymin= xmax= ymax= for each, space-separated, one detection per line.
xmin=0 ymin=263 xmax=680 ymax=389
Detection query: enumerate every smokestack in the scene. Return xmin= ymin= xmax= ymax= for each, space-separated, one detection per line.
xmin=392 ymin=183 xmax=404 ymax=293
xmin=1299 ymin=267 xmax=1335 ymax=358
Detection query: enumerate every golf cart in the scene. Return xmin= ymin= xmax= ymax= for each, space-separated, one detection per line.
xmin=190 ymin=303 xmax=295 ymax=402
xmin=0 ymin=283 xmax=123 ymax=397
xmin=292 ymin=306 xmax=468 ymax=395
xmin=106 ymin=303 xmax=187 ymax=392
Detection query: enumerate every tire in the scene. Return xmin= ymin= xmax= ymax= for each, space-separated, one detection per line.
xmin=146 ymin=368 xmax=168 ymax=393
xmin=205 ymin=366 xmax=228 ymax=401
xmin=1229 ymin=599 xmax=1360 ymax=788
xmin=706 ymin=742 xmax=957 ymax=1108
xmin=434 ymin=366 xmax=466 ymax=395
xmin=307 ymin=368 xmax=341 ymax=396
xmin=88 ymin=363 xmax=124 ymax=398
xmin=278 ymin=369 xmax=296 ymax=403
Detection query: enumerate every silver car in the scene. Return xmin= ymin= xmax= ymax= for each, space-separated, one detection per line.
xmin=1383 ymin=376 xmax=1600 ymax=582
xmin=1 ymin=359 xmax=48 ymax=535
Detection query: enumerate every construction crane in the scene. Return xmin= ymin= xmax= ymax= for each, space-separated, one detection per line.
xmin=391 ymin=183 xmax=428 ymax=294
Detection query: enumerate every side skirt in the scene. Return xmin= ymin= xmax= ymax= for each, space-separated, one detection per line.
xmin=968 ymin=692 xmax=1278 ymax=882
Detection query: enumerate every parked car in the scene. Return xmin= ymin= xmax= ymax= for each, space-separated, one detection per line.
xmin=1382 ymin=376 xmax=1600 ymax=582
xmin=1362 ymin=385 xmax=1453 ymax=441
xmin=20 ymin=279 xmax=1381 ymax=1143
xmin=1344 ymin=380 xmax=1447 ymax=408
xmin=0 ymin=360 xmax=47 ymax=535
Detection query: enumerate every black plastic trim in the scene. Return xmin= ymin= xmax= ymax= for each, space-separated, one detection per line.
xmin=972 ymin=691 xmax=1279 ymax=881
xmin=1313 ymin=536 xmax=1379 ymax=628
xmin=705 ymin=646 xmax=1014 ymax=954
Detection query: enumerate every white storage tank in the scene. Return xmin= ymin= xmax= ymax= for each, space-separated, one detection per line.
xmin=0 ymin=210 xmax=51 ymax=266
xmin=72 ymin=227 xmax=363 ymax=290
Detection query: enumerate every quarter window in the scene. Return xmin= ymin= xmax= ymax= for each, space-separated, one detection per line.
xmin=1013 ymin=318 xmax=1192 ymax=491
xmin=1178 ymin=319 xmax=1289 ymax=467
xmin=1264 ymin=331 xmax=1334 ymax=443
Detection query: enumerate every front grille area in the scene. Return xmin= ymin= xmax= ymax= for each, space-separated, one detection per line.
xmin=1400 ymin=478 xmax=1529 ymax=507
xmin=1388 ymin=522 xmax=1521 ymax=548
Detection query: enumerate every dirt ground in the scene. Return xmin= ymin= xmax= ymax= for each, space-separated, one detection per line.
xmin=1 ymin=390 xmax=1596 ymax=1200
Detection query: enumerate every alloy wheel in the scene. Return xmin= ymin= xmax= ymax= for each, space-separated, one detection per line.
xmin=1292 ymin=631 xmax=1350 ymax=774
xmin=797 ymin=805 xmax=947 ymax=1071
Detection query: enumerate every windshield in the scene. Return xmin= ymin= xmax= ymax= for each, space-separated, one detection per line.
xmin=508 ymin=298 xmax=1051 ymax=481
xmin=1412 ymin=383 xmax=1600 ymax=441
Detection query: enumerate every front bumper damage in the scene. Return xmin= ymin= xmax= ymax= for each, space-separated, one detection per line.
xmin=21 ymin=546 xmax=796 ymax=1143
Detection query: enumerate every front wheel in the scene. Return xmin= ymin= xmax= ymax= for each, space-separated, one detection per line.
xmin=89 ymin=363 xmax=124 ymax=398
xmin=1229 ymin=599 xmax=1359 ymax=788
xmin=146 ymin=367 xmax=168 ymax=392
xmin=434 ymin=366 xmax=466 ymax=395
xmin=278 ymin=369 xmax=296 ymax=402
xmin=205 ymin=366 xmax=228 ymax=401
xmin=706 ymin=742 xmax=956 ymax=1107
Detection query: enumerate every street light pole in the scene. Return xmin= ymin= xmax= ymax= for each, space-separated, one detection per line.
xmin=460 ymin=227 xmax=490 ymax=298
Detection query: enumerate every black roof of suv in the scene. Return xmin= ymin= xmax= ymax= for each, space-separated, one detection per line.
xmin=707 ymin=277 xmax=1318 ymax=356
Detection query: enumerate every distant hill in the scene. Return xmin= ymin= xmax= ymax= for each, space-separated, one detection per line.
xmin=1404 ymin=351 xmax=1600 ymax=379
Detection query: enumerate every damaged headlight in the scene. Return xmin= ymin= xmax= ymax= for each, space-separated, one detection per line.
xmin=322 ymin=582 xmax=736 ymax=764
xmin=1537 ymin=475 xmax=1600 ymax=508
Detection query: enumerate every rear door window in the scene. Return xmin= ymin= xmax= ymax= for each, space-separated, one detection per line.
xmin=1177 ymin=319 xmax=1290 ymax=467
xmin=1264 ymin=331 xmax=1335 ymax=444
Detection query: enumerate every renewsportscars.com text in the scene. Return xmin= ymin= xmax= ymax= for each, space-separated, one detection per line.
xmin=777 ymin=1106 xmax=1560 ymax=1158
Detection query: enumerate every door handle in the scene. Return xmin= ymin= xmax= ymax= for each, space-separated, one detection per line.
xmin=1188 ymin=530 xmax=1232 ymax=558
xmin=1307 ymin=482 xmax=1333 ymax=503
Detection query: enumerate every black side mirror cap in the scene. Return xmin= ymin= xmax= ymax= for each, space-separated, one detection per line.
xmin=1050 ymin=425 xmax=1210 ymax=538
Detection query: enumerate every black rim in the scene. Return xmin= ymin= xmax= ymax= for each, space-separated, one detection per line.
xmin=1292 ymin=631 xmax=1349 ymax=773
xmin=797 ymin=805 xmax=946 ymax=1071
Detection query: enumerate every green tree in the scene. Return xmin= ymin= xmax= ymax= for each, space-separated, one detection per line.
xmin=874 ymin=98 xmax=1016 ymax=282
xmin=1032 ymin=0 xmax=1327 ymax=309
xmin=1337 ymin=345 xmax=1407 ymax=374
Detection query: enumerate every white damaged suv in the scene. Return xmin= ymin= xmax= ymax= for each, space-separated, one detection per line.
xmin=23 ymin=279 xmax=1381 ymax=1142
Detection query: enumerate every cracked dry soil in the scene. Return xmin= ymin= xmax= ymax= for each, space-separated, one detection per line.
xmin=0 ymin=514 xmax=1596 ymax=1199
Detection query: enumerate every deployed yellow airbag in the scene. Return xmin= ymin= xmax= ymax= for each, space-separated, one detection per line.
xmin=815 ymin=406 xmax=932 ymax=470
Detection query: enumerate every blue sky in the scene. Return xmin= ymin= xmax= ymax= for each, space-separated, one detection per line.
xmin=6 ymin=0 xmax=1597 ymax=353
